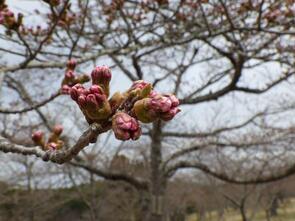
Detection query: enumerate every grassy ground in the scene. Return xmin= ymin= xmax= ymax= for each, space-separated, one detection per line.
xmin=186 ymin=199 xmax=295 ymax=221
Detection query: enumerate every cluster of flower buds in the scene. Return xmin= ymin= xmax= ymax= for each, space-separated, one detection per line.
xmin=65 ymin=63 xmax=180 ymax=141
xmin=31 ymin=125 xmax=64 ymax=150
xmin=132 ymin=83 xmax=180 ymax=123
xmin=112 ymin=112 xmax=141 ymax=140
xmin=70 ymin=84 xmax=112 ymax=124
xmin=19 ymin=25 xmax=49 ymax=37
xmin=68 ymin=65 xmax=116 ymax=124
xmin=61 ymin=59 xmax=90 ymax=94
xmin=0 ymin=1 xmax=23 ymax=32
xmin=46 ymin=1 xmax=78 ymax=28
xmin=91 ymin=66 xmax=112 ymax=97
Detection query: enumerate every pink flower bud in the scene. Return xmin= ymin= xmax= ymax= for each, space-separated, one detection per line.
xmin=47 ymin=142 xmax=57 ymax=150
xmin=91 ymin=65 xmax=112 ymax=85
xmin=150 ymin=95 xmax=172 ymax=112
xmin=156 ymin=94 xmax=180 ymax=121
xmin=89 ymin=85 xmax=104 ymax=95
xmin=65 ymin=70 xmax=75 ymax=80
xmin=160 ymin=107 xmax=181 ymax=121
xmin=78 ymin=95 xmax=87 ymax=107
xmin=134 ymin=93 xmax=180 ymax=122
xmin=86 ymin=94 xmax=98 ymax=107
xmin=168 ymin=94 xmax=180 ymax=107
xmin=70 ymin=84 xmax=82 ymax=97
xmin=70 ymin=87 xmax=79 ymax=100
xmin=53 ymin=125 xmax=63 ymax=136
xmin=128 ymin=80 xmax=153 ymax=98
xmin=67 ymin=59 xmax=77 ymax=70
xmin=130 ymin=80 xmax=149 ymax=90
xmin=61 ymin=85 xmax=71 ymax=94
xmin=70 ymin=84 xmax=88 ymax=100
xmin=95 ymin=93 xmax=106 ymax=104
xmin=32 ymin=131 xmax=44 ymax=143
xmin=112 ymin=112 xmax=142 ymax=141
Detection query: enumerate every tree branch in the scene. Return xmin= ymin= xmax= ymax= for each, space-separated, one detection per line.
xmin=165 ymin=161 xmax=295 ymax=184
xmin=0 ymin=123 xmax=110 ymax=164
xmin=69 ymin=162 xmax=149 ymax=191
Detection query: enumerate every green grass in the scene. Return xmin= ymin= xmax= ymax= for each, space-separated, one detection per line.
xmin=186 ymin=199 xmax=295 ymax=221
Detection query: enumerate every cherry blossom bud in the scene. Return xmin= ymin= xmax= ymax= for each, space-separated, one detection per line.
xmin=130 ymin=80 xmax=149 ymax=90
xmin=70 ymin=84 xmax=86 ymax=100
xmin=133 ymin=94 xmax=180 ymax=123
xmin=133 ymin=98 xmax=157 ymax=123
xmin=67 ymin=59 xmax=77 ymax=70
xmin=153 ymin=94 xmax=180 ymax=121
xmin=89 ymin=85 xmax=104 ymax=95
xmin=86 ymin=94 xmax=99 ymax=107
xmin=91 ymin=65 xmax=112 ymax=96
xmin=160 ymin=106 xmax=181 ymax=121
xmin=47 ymin=142 xmax=57 ymax=150
xmin=150 ymin=95 xmax=172 ymax=112
xmin=70 ymin=87 xmax=79 ymax=100
xmin=53 ymin=124 xmax=63 ymax=136
xmin=61 ymin=85 xmax=71 ymax=94
xmin=77 ymin=95 xmax=87 ymax=107
xmin=84 ymin=93 xmax=111 ymax=121
xmin=112 ymin=112 xmax=142 ymax=141
xmin=128 ymin=80 xmax=153 ymax=98
xmin=65 ymin=70 xmax=75 ymax=80
xmin=32 ymin=131 xmax=44 ymax=143
xmin=91 ymin=66 xmax=112 ymax=84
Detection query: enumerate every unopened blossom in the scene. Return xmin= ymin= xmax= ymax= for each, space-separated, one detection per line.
xmin=53 ymin=125 xmax=63 ymax=136
xmin=61 ymin=60 xmax=89 ymax=89
xmin=70 ymin=84 xmax=87 ymax=101
xmin=48 ymin=125 xmax=63 ymax=143
xmin=46 ymin=142 xmax=57 ymax=150
xmin=130 ymin=80 xmax=149 ymax=90
xmin=32 ymin=131 xmax=45 ymax=147
xmin=91 ymin=65 xmax=112 ymax=96
xmin=32 ymin=131 xmax=43 ymax=143
xmin=132 ymin=98 xmax=157 ymax=123
xmin=151 ymin=94 xmax=180 ymax=121
xmin=128 ymin=80 xmax=153 ymax=98
xmin=65 ymin=70 xmax=75 ymax=80
xmin=70 ymin=84 xmax=111 ymax=123
xmin=61 ymin=85 xmax=71 ymax=94
xmin=112 ymin=112 xmax=141 ymax=141
xmin=66 ymin=59 xmax=76 ymax=70
xmin=133 ymin=93 xmax=180 ymax=123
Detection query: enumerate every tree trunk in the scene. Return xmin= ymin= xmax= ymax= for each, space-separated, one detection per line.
xmin=270 ymin=196 xmax=279 ymax=217
xmin=148 ymin=121 xmax=166 ymax=221
xmin=240 ymin=206 xmax=248 ymax=221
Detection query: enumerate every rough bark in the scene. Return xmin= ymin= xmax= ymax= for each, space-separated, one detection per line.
xmin=148 ymin=120 xmax=166 ymax=221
